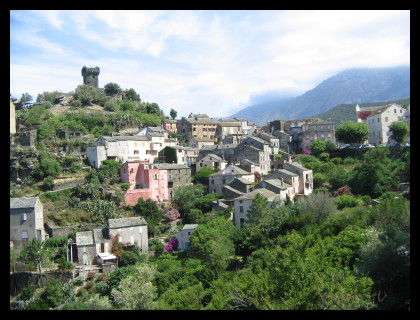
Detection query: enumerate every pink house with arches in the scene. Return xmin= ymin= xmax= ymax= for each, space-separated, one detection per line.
xmin=120 ymin=161 xmax=169 ymax=206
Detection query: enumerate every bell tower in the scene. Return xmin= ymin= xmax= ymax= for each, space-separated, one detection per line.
xmin=81 ymin=66 xmax=100 ymax=88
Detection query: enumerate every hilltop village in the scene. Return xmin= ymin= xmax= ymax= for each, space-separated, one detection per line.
xmin=10 ymin=67 xmax=410 ymax=310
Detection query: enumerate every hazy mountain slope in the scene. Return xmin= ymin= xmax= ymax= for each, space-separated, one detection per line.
xmin=230 ymin=66 xmax=410 ymax=125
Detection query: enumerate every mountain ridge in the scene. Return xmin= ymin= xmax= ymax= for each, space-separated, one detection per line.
xmin=229 ymin=66 xmax=410 ymax=125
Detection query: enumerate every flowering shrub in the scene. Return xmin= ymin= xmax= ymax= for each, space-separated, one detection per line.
xmin=111 ymin=234 xmax=124 ymax=258
xmin=164 ymin=237 xmax=178 ymax=252
xmin=87 ymin=271 xmax=96 ymax=280
xmin=163 ymin=206 xmax=180 ymax=222
xmin=301 ymin=149 xmax=311 ymax=155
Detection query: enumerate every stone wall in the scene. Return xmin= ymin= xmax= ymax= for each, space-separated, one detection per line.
xmin=10 ymin=270 xmax=74 ymax=296
xmin=52 ymin=178 xmax=85 ymax=191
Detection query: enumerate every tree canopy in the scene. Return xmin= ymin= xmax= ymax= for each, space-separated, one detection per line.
xmin=335 ymin=121 xmax=369 ymax=145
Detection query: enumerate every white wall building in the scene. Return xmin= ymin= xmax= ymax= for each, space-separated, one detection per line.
xmin=175 ymin=224 xmax=199 ymax=250
xmin=366 ymin=103 xmax=407 ymax=146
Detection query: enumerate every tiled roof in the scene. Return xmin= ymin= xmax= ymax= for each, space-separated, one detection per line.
xmin=154 ymin=163 xmax=190 ymax=170
xmin=234 ymin=188 xmax=279 ymax=200
xmin=211 ymin=165 xmax=252 ymax=176
xmin=108 ymin=217 xmax=147 ymax=229
xmin=10 ymin=197 xmax=39 ymax=209
xmin=182 ymin=224 xmax=199 ymax=230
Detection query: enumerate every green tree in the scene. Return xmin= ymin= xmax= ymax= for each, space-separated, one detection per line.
xmin=173 ymin=184 xmax=206 ymax=215
xmin=189 ymin=216 xmax=237 ymax=271
xmin=389 ymin=121 xmax=409 ymax=144
xmin=19 ymin=238 xmax=54 ymax=273
xmin=74 ymin=84 xmax=104 ymax=106
xmin=349 ymin=148 xmax=399 ymax=198
xmin=192 ymin=168 xmax=216 ymax=185
xmin=111 ymin=264 xmax=158 ymax=310
xmin=336 ymin=121 xmax=369 ymax=145
xmin=247 ymin=193 xmax=270 ymax=225
xmin=124 ymin=88 xmax=141 ymax=101
xmin=170 ymin=108 xmax=177 ymax=120
xmin=310 ymin=139 xmax=327 ymax=157
xmin=134 ymin=198 xmax=163 ymax=226
xmin=104 ymin=82 xmax=121 ymax=96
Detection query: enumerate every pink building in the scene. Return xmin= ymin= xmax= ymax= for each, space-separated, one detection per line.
xmin=120 ymin=161 xmax=169 ymax=206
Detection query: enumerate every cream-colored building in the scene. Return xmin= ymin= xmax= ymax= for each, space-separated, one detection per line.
xmin=366 ymin=103 xmax=407 ymax=145
xmin=86 ymin=133 xmax=166 ymax=168
xmin=176 ymin=113 xmax=218 ymax=143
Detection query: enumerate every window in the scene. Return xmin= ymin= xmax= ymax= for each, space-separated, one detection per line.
xmin=377 ymin=118 xmax=380 ymax=122
xmin=385 ymin=117 xmax=388 ymax=122
xmin=131 ymin=175 xmax=135 ymax=181
xmin=21 ymin=231 xmax=28 ymax=239
xmin=240 ymin=206 xmax=244 ymax=213
xmin=394 ymin=109 xmax=397 ymax=113
xmin=21 ymin=213 xmax=27 ymax=221
xmin=134 ymin=150 xmax=139 ymax=154
xmin=153 ymin=174 xmax=158 ymax=180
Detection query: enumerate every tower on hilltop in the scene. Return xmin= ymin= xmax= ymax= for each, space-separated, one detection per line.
xmin=81 ymin=66 xmax=100 ymax=88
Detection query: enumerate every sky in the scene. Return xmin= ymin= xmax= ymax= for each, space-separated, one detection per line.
xmin=10 ymin=10 xmax=410 ymax=118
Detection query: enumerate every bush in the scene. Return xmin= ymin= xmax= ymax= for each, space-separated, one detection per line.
xmin=19 ymin=285 xmax=36 ymax=301
xmin=119 ymin=251 xmax=140 ymax=267
xmin=336 ymin=195 xmax=358 ymax=210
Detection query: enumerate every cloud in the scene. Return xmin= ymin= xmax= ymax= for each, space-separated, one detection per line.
xmin=10 ymin=10 xmax=410 ymax=117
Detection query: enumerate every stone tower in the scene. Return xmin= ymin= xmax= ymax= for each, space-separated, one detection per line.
xmin=81 ymin=66 xmax=100 ymax=88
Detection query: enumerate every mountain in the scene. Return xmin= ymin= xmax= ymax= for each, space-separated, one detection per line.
xmin=229 ymin=66 xmax=410 ymax=126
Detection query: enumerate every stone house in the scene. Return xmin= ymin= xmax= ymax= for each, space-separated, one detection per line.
xmin=215 ymin=118 xmax=242 ymax=142
xmin=233 ymin=188 xmax=280 ymax=228
xmin=265 ymin=161 xmax=313 ymax=198
xmin=236 ymin=145 xmax=271 ymax=175
xmin=176 ymin=113 xmax=218 ymax=143
xmin=75 ymin=228 xmax=113 ymax=266
xmin=209 ymin=165 xmax=254 ymax=194
xmin=196 ymin=154 xmax=228 ymax=173
xmin=175 ymin=224 xmax=198 ymax=251
xmin=163 ymin=119 xmax=177 ymax=134
xmin=10 ymin=197 xmax=46 ymax=254
xmin=158 ymin=145 xmax=198 ymax=166
xmin=365 ymin=103 xmax=408 ymax=145
xmin=254 ymin=178 xmax=296 ymax=202
xmin=270 ymin=118 xmax=336 ymax=154
xmin=153 ymin=163 xmax=192 ymax=199
xmin=108 ymin=217 xmax=149 ymax=253
xmin=120 ymin=161 xmax=169 ymax=205
xmin=233 ymin=117 xmax=259 ymax=134
xmin=257 ymin=132 xmax=280 ymax=154
xmin=198 ymin=144 xmax=238 ymax=163
xmin=188 ymin=137 xmax=215 ymax=153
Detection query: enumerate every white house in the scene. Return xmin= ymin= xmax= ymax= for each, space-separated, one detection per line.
xmin=108 ymin=217 xmax=149 ymax=253
xmin=366 ymin=103 xmax=407 ymax=146
xmin=175 ymin=224 xmax=199 ymax=251
xmin=86 ymin=133 xmax=167 ymax=169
